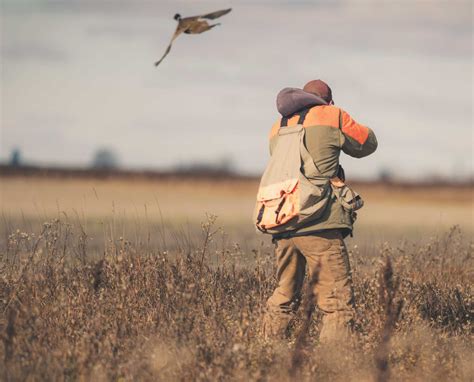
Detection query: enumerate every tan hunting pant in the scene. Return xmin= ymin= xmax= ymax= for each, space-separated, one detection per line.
xmin=264 ymin=230 xmax=355 ymax=343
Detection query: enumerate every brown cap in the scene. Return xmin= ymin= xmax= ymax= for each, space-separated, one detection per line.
xmin=303 ymin=79 xmax=333 ymax=103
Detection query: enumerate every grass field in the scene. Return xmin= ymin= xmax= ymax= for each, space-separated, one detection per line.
xmin=1 ymin=175 xmax=473 ymax=381
xmin=1 ymin=176 xmax=472 ymax=247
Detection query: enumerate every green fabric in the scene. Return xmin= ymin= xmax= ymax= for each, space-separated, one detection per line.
xmin=291 ymin=196 xmax=353 ymax=237
xmin=342 ymin=131 xmax=378 ymax=158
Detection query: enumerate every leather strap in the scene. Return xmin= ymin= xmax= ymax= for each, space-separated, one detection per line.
xmin=280 ymin=107 xmax=310 ymax=127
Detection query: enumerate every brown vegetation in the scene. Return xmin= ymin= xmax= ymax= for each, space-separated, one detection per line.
xmin=1 ymin=176 xmax=472 ymax=248
xmin=1 ymin=218 xmax=472 ymax=381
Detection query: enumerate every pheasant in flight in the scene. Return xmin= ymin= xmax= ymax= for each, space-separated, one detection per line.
xmin=154 ymin=8 xmax=232 ymax=67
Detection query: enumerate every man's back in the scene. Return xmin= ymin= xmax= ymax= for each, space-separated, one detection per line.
xmin=268 ymin=88 xmax=378 ymax=237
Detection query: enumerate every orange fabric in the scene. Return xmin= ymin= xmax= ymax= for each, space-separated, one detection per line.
xmin=340 ymin=110 xmax=369 ymax=145
xmin=269 ymin=121 xmax=281 ymax=139
xmin=269 ymin=105 xmax=340 ymax=139
xmin=303 ymin=105 xmax=340 ymax=128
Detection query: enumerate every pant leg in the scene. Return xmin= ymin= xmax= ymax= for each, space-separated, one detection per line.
xmin=263 ymin=237 xmax=306 ymax=338
xmin=293 ymin=230 xmax=355 ymax=343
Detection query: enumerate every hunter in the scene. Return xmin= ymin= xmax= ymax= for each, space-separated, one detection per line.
xmin=255 ymin=79 xmax=378 ymax=342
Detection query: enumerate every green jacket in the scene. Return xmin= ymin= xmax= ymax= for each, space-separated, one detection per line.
xmin=269 ymin=90 xmax=377 ymax=238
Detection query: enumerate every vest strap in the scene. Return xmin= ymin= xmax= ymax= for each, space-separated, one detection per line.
xmin=280 ymin=107 xmax=310 ymax=127
xmin=299 ymin=130 xmax=323 ymax=178
xmin=297 ymin=108 xmax=310 ymax=124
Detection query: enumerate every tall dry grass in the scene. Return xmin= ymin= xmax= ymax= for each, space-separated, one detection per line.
xmin=0 ymin=218 xmax=472 ymax=381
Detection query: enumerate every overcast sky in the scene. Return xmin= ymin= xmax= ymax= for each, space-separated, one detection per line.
xmin=1 ymin=0 xmax=472 ymax=179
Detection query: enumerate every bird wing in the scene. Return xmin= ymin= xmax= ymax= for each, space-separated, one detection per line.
xmin=154 ymin=25 xmax=185 ymax=66
xmin=199 ymin=8 xmax=232 ymax=20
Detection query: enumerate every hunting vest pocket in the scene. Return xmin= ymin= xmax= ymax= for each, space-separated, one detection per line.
xmin=255 ymin=179 xmax=300 ymax=229
xmin=297 ymin=174 xmax=330 ymax=213
xmin=330 ymin=178 xmax=364 ymax=216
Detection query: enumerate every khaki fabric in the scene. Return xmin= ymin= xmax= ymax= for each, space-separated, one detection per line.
xmin=263 ymin=230 xmax=354 ymax=343
xmin=253 ymin=123 xmax=332 ymax=234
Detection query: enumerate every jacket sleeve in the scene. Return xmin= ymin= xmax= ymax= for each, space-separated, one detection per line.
xmin=339 ymin=109 xmax=377 ymax=158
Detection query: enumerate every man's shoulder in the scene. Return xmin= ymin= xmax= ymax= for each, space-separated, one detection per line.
xmin=269 ymin=120 xmax=281 ymax=139
xmin=304 ymin=105 xmax=340 ymax=128
xmin=269 ymin=105 xmax=342 ymax=139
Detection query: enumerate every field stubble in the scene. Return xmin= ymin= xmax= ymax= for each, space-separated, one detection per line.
xmin=0 ymin=176 xmax=473 ymax=381
xmin=1 ymin=216 xmax=473 ymax=381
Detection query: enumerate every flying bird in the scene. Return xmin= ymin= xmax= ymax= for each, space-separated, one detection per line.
xmin=154 ymin=8 xmax=232 ymax=67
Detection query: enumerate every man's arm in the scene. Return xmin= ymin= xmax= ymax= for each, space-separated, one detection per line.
xmin=339 ymin=109 xmax=377 ymax=158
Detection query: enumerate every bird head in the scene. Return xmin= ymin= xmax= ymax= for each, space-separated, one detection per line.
xmin=174 ymin=13 xmax=181 ymax=21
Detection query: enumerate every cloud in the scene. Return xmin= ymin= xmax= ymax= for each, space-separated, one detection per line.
xmin=1 ymin=43 xmax=68 ymax=62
